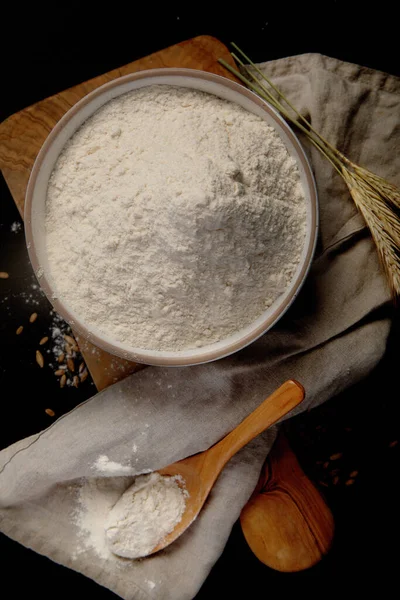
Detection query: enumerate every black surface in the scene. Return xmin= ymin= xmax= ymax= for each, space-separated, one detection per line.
xmin=1 ymin=8 xmax=399 ymax=597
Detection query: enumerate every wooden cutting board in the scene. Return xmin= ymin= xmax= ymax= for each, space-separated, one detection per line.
xmin=0 ymin=35 xmax=237 ymax=390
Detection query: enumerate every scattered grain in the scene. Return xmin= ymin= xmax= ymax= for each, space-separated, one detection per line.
xmin=389 ymin=440 xmax=398 ymax=448
xmin=333 ymin=476 xmax=339 ymax=485
xmin=55 ymin=368 xmax=66 ymax=376
xmin=65 ymin=343 xmax=72 ymax=355
xmin=36 ymin=350 xmax=44 ymax=368
xmin=345 ymin=478 xmax=355 ymax=486
xmin=60 ymin=374 xmax=67 ymax=388
xmin=45 ymin=408 xmax=55 ymax=417
xmin=323 ymin=461 xmax=329 ymax=469
xmin=350 ymin=470 xmax=358 ymax=478
xmin=78 ymin=361 xmax=85 ymax=374
xmin=64 ymin=334 xmax=76 ymax=346
xmin=39 ymin=336 xmax=49 ymax=345
xmin=79 ymin=369 xmax=88 ymax=383
xmin=0 ymin=272 xmax=9 ymax=279
xmin=16 ymin=325 xmax=24 ymax=335
xmin=29 ymin=312 xmax=38 ymax=323
xmin=330 ymin=453 xmax=342 ymax=461
xmin=57 ymin=352 xmax=65 ymax=363
xmin=67 ymin=358 xmax=75 ymax=372
xmin=73 ymin=375 xmax=79 ymax=388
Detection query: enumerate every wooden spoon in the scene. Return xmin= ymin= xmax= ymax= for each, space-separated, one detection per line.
xmin=146 ymin=380 xmax=305 ymax=556
xmin=240 ymin=430 xmax=335 ymax=572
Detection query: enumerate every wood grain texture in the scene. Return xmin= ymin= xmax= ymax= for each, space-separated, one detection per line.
xmin=0 ymin=35 xmax=236 ymax=389
xmin=240 ymin=430 xmax=335 ymax=572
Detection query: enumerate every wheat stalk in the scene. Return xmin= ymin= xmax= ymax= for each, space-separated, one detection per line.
xmin=219 ymin=45 xmax=400 ymax=299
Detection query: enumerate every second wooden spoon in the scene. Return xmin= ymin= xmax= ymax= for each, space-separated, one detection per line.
xmin=139 ymin=379 xmax=304 ymax=556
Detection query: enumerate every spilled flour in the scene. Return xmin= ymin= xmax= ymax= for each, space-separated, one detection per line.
xmin=46 ymin=85 xmax=307 ymax=352
xmin=72 ymin=472 xmax=187 ymax=561
xmin=93 ymin=455 xmax=132 ymax=476
xmin=73 ymin=477 xmax=129 ymax=560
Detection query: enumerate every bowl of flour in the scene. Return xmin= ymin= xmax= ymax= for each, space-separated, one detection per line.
xmin=25 ymin=69 xmax=318 ymax=366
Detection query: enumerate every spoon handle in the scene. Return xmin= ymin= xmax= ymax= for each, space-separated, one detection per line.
xmin=208 ymin=380 xmax=304 ymax=474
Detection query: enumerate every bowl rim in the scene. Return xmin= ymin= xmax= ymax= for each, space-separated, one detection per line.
xmin=25 ymin=67 xmax=318 ymax=367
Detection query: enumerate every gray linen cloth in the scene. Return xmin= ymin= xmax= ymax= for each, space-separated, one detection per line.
xmin=0 ymin=54 xmax=398 ymax=599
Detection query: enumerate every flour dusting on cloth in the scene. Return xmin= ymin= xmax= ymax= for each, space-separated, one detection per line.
xmin=93 ymin=455 xmax=132 ymax=476
xmin=72 ymin=477 xmax=129 ymax=560
xmin=72 ymin=472 xmax=187 ymax=562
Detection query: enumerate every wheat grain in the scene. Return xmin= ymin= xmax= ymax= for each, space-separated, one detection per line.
xmin=219 ymin=47 xmax=400 ymax=298
xmin=330 ymin=453 xmax=343 ymax=461
xmin=36 ymin=350 xmax=44 ymax=368
xmin=64 ymin=334 xmax=76 ymax=346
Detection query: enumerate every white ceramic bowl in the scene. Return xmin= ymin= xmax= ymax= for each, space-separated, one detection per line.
xmin=25 ymin=68 xmax=318 ymax=367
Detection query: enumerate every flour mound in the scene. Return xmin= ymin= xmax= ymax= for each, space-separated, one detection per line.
xmin=46 ymin=86 xmax=307 ymax=351
xmin=104 ymin=473 xmax=187 ymax=559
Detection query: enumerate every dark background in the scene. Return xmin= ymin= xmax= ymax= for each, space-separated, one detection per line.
xmin=1 ymin=6 xmax=399 ymax=597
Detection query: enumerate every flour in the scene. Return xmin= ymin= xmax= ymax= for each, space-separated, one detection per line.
xmin=46 ymin=85 xmax=307 ymax=351
xmin=104 ymin=473 xmax=187 ymax=559
xmin=93 ymin=455 xmax=132 ymax=476
xmin=146 ymin=579 xmax=156 ymax=590
xmin=73 ymin=477 xmax=130 ymax=560
xmin=10 ymin=221 xmax=22 ymax=233
xmin=73 ymin=472 xmax=187 ymax=561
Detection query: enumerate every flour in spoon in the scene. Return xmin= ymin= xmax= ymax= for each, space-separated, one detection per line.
xmin=104 ymin=473 xmax=187 ymax=559
xmin=46 ymin=85 xmax=307 ymax=351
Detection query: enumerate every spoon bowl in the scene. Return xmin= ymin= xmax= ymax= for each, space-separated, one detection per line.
xmin=150 ymin=379 xmax=305 ymax=555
